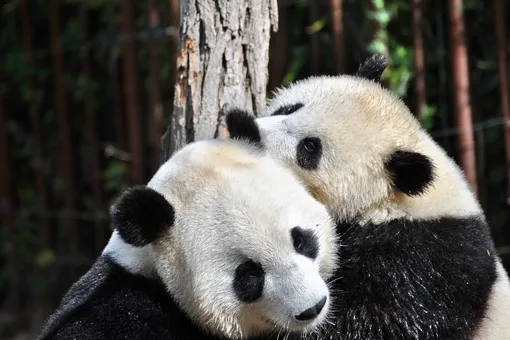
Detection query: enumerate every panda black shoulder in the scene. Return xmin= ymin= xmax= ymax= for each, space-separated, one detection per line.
xmin=332 ymin=214 xmax=498 ymax=339
xmin=37 ymin=256 xmax=219 ymax=340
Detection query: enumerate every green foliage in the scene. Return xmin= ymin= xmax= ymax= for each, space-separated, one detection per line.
xmin=284 ymin=45 xmax=307 ymax=85
xmin=104 ymin=159 xmax=129 ymax=193
xmin=367 ymin=0 xmax=413 ymax=97
xmin=420 ymin=105 xmax=437 ymax=130
xmin=1 ymin=0 xmax=20 ymax=15
xmin=36 ymin=249 xmax=56 ymax=268
xmin=283 ymin=0 xmax=309 ymax=84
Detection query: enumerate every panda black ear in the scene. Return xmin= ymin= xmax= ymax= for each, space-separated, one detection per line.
xmin=355 ymin=54 xmax=388 ymax=83
xmin=110 ymin=186 xmax=175 ymax=247
xmin=225 ymin=109 xmax=262 ymax=146
xmin=385 ymin=151 xmax=435 ymax=196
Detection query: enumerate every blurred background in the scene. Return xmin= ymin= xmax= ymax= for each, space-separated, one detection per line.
xmin=1 ymin=0 xmax=509 ymax=338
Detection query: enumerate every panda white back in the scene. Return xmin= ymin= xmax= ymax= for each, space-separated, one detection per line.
xmin=226 ymin=55 xmax=510 ymax=340
xmin=38 ymin=139 xmax=338 ymax=340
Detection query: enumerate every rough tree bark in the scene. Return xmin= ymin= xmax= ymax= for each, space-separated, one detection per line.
xmin=448 ymin=0 xmax=478 ymax=196
xmin=412 ymin=0 xmax=426 ymax=120
xmin=161 ymin=0 xmax=278 ymax=161
xmin=494 ymin=0 xmax=510 ymax=204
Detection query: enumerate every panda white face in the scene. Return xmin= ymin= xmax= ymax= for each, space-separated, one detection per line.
xmin=106 ymin=140 xmax=338 ymax=339
xmin=227 ymin=55 xmax=480 ymax=223
xmin=254 ymin=74 xmax=410 ymax=222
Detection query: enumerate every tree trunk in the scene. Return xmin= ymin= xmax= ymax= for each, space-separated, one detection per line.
xmin=330 ymin=0 xmax=345 ymax=74
xmin=111 ymin=61 xmax=126 ymax=150
xmin=435 ymin=0 xmax=450 ymax=150
xmin=170 ymin=0 xmax=181 ymax=45
xmin=412 ymin=0 xmax=426 ymax=120
xmin=120 ymin=0 xmax=144 ymax=183
xmin=49 ymin=0 xmax=79 ymax=252
xmin=21 ymin=0 xmax=50 ymax=246
xmin=368 ymin=0 xmax=380 ymax=45
xmin=79 ymin=4 xmax=105 ymax=251
xmin=448 ymin=0 xmax=478 ymax=196
xmin=148 ymin=0 xmax=164 ymax=172
xmin=0 ymin=72 xmax=20 ymax=316
xmin=268 ymin=3 xmax=288 ymax=91
xmin=309 ymin=1 xmax=320 ymax=75
xmin=494 ymin=0 xmax=510 ymax=204
xmin=161 ymin=0 xmax=278 ymax=161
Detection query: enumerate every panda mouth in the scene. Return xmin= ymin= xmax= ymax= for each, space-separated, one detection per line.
xmin=261 ymin=314 xmax=322 ymax=334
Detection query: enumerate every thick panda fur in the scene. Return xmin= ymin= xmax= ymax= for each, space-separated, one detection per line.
xmin=37 ymin=139 xmax=339 ymax=340
xmin=226 ymin=55 xmax=510 ymax=340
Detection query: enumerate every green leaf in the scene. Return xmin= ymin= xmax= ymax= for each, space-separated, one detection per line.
xmin=36 ymin=249 xmax=56 ymax=268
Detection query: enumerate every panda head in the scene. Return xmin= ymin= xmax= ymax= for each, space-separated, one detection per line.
xmin=226 ymin=54 xmax=481 ymax=223
xmin=104 ymin=139 xmax=338 ymax=339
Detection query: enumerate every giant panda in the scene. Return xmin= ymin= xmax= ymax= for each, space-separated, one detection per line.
xmin=37 ymin=139 xmax=339 ymax=340
xmin=226 ymin=55 xmax=510 ymax=340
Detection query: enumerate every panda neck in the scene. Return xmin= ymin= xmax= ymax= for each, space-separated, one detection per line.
xmin=102 ymin=230 xmax=157 ymax=278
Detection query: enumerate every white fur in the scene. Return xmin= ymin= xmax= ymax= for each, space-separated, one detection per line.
xmin=259 ymin=76 xmax=481 ymax=223
xmin=255 ymin=75 xmax=510 ymax=338
xmin=474 ymin=260 xmax=510 ymax=340
xmin=102 ymin=231 xmax=156 ymax=277
xmin=104 ymin=139 xmax=338 ymax=339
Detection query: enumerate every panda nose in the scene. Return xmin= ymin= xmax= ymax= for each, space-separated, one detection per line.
xmin=295 ymin=296 xmax=327 ymax=321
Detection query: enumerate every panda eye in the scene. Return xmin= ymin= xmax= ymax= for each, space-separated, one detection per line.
xmin=270 ymin=103 xmax=304 ymax=116
xmin=303 ymin=139 xmax=317 ymax=153
xmin=297 ymin=137 xmax=322 ymax=170
xmin=291 ymin=227 xmax=319 ymax=259
xmin=293 ymin=232 xmax=303 ymax=251
xmin=233 ymin=259 xmax=265 ymax=303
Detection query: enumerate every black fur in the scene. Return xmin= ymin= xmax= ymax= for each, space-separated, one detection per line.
xmin=296 ymin=137 xmax=322 ymax=170
xmin=270 ymin=103 xmax=304 ymax=116
xmin=291 ymin=227 xmax=319 ymax=259
xmin=110 ymin=186 xmax=175 ymax=247
xmin=37 ymin=256 xmax=223 ymax=340
xmin=355 ymin=54 xmax=388 ymax=83
xmin=278 ymin=215 xmax=498 ymax=340
xmin=225 ymin=109 xmax=262 ymax=146
xmin=386 ymin=150 xmax=435 ymax=196
xmin=233 ymin=259 xmax=265 ymax=303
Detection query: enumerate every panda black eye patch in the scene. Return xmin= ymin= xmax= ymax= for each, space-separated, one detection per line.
xmin=270 ymin=103 xmax=304 ymax=116
xmin=296 ymin=137 xmax=322 ymax=170
xmin=291 ymin=227 xmax=319 ymax=259
xmin=233 ymin=259 xmax=265 ymax=303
